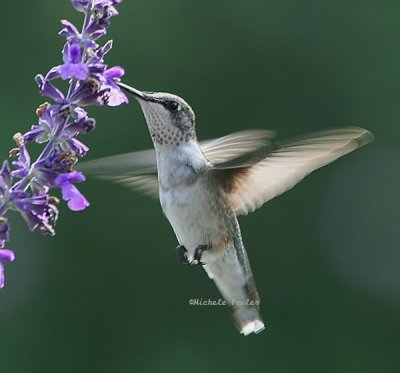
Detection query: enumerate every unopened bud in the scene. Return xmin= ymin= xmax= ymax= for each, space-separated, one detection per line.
xmin=13 ymin=133 xmax=24 ymax=148
xmin=48 ymin=196 xmax=60 ymax=205
xmin=60 ymin=151 xmax=78 ymax=170
xmin=83 ymin=118 xmax=96 ymax=133
xmin=86 ymin=48 xmax=95 ymax=58
xmin=36 ymin=102 xmax=50 ymax=117
xmin=86 ymin=78 xmax=101 ymax=93
xmin=9 ymin=148 xmax=20 ymax=158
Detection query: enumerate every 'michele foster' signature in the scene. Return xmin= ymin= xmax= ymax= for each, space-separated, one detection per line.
xmin=188 ymin=298 xmax=260 ymax=306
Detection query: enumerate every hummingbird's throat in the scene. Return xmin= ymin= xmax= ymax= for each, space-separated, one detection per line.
xmin=149 ymin=125 xmax=194 ymax=146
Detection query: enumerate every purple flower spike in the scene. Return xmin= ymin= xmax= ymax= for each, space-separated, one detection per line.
xmin=54 ymin=171 xmax=89 ymax=211
xmin=60 ymin=43 xmax=89 ymax=81
xmin=0 ymin=0 xmax=124 ymax=289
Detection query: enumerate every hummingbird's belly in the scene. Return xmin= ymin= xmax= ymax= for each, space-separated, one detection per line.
xmin=160 ymin=181 xmax=230 ymax=259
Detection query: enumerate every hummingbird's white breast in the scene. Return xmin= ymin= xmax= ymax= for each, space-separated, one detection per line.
xmin=156 ymin=140 xmax=230 ymax=262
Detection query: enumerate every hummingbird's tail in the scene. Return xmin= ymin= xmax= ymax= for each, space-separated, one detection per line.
xmin=204 ymin=237 xmax=265 ymax=336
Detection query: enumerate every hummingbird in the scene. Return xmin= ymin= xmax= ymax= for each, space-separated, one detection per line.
xmin=80 ymin=82 xmax=374 ymax=335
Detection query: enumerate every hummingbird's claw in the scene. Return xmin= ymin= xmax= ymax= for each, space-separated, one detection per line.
xmin=192 ymin=245 xmax=208 ymax=266
xmin=176 ymin=245 xmax=190 ymax=265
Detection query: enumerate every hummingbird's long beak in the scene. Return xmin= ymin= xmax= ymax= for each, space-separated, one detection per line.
xmin=117 ymin=82 xmax=147 ymax=100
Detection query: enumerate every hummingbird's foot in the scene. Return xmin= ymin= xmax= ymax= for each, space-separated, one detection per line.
xmin=192 ymin=245 xmax=208 ymax=266
xmin=176 ymin=245 xmax=190 ymax=265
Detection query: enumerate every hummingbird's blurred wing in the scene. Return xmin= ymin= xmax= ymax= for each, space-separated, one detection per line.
xmin=212 ymin=127 xmax=374 ymax=215
xmin=78 ymin=148 xmax=160 ymax=198
xmin=78 ymin=130 xmax=275 ymax=198
xmin=200 ymin=129 xmax=275 ymax=166
xmin=79 ymin=127 xmax=373 ymax=206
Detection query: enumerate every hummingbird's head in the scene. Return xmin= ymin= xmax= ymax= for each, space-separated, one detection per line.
xmin=118 ymin=82 xmax=196 ymax=146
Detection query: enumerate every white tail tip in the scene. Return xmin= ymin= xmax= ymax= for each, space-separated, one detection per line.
xmin=240 ymin=320 xmax=265 ymax=336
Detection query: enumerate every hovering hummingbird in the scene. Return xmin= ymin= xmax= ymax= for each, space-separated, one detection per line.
xmin=80 ymin=82 xmax=373 ymax=335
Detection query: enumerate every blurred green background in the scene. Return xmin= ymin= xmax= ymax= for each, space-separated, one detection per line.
xmin=1 ymin=1 xmax=399 ymax=372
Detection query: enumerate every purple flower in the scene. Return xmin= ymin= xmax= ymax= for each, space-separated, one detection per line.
xmin=26 ymin=105 xmax=91 ymax=157
xmin=59 ymin=20 xmax=100 ymax=49
xmin=69 ymin=78 xmax=104 ymax=106
xmin=101 ymin=66 xmax=128 ymax=106
xmin=60 ymin=43 xmax=89 ymax=81
xmin=11 ymin=146 xmax=30 ymax=179
xmin=0 ymin=161 xmax=12 ymax=196
xmin=54 ymin=171 xmax=89 ymax=211
xmin=72 ymin=0 xmax=122 ymax=14
xmin=32 ymin=150 xmax=79 ymax=193
xmin=23 ymin=105 xmax=69 ymax=144
xmin=0 ymin=220 xmax=14 ymax=288
xmin=0 ymin=221 xmax=10 ymax=249
xmin=59 ymin=20 xmax=80 ymax=41
xmin=61 ymin=138 xmax=89 ymax=157
xmin=89 ymin=40 xmax=113 ymax=65
xmin=85 ymin=18 xmax=108 ymax=33
xmin=35 ymin=74 xmax=66 ymax=102
xmin=93 ymin=1 xmax=121 ymax=18
xmin=69 ymin=72 xmax=127 ymax=107
xmin=94 ymin=0 xmax=122 ymax=6
xmin=23 ymin=125 xmax=46 ymax=143
xmin=58 ymin=19 xmax=81 ymax=42
xmin=71 ymin=106 xmax=89 ymax=120
xmin=71 ymin=0 xmax=90 ymax=12
xmin=12 ymin=192 xmax=58 ymax=234
xmin=64 ymin=116 xmax=96 ymax=135
xmin=0 ymin=248 xmax=15 ymax=289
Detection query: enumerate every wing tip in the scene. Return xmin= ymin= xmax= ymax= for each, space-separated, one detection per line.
xmin=352 ymin=127 xmax=375 ymax=148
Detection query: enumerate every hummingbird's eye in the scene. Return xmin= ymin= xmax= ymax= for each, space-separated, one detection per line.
xmin=168 ymin=101 xmax=180 ymax=111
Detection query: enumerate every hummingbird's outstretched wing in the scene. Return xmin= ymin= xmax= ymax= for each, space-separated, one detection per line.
xmin=212 ymin=127 xmax=374 ymax=215
xmin=79 ymin=127 xmax=373 ymax=208
xmin=78 ymin=130 xmax=275 ymax=198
